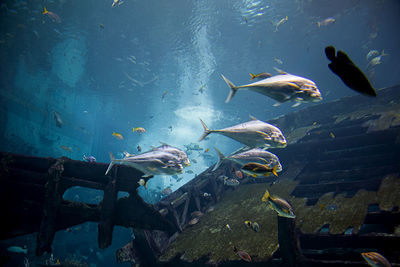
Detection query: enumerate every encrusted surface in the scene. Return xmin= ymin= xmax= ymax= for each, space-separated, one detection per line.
xmin=161 ymin=175 xmax=400 ymax=262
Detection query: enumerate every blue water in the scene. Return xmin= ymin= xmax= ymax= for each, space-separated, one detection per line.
xmin=1 ymin=0 xmax=399 ymax=266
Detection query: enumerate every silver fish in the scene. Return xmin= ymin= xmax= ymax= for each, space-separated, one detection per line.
xmin=367 ymin=50 xmax=388 ymax=69
xmin=153 ymin=143 xmax=190 ymax=166
xmin=105 ymin=150 xmax=183 ymax=177
xmin=199 ymin=116 xmax=287 ymax=148
xmin=366 ymin=50 xmax=379 ymax=61
xmin=221 ymin=73 xmax=322 ymax=105
xmin=213 ymin=147 xmax=282 ymax=171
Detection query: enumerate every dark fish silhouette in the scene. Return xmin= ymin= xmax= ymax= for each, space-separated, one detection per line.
xmin=325 ymin=46 xmax=377 ymax=97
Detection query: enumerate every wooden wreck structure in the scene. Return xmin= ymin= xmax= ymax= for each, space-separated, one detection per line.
xmin=1 ymin=85 xmax=400 ymax=266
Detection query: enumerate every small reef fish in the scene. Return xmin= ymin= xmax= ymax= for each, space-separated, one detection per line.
xmin=137 ymin=178 xmax=148 ymax=189
xmin=133 ymin=127 xmax=146 ymax=133
xmin=329 ymin=132 xmax=335 ymax=139
xmin=317 ymin=17 xmax=335 ymax=27
xmin=361 ymin=252 xmax=392 ymax=267
xmin=224 ymin=177 xmax=240 ymax=187
xmin=226 ymin=224 xmax=231 ymax=231
xmin=83 ymin=155 xmax=96 ymax=162
xmin=203 ymin=192 xmax=211 ymax=197
xmin=112 ymin=132 xmax=124 ymax=140
xmin=235 ymin=170 xmax=243 ymax=179
xmin=53 ymin=110 xmax=63 ymax=128
xmin=112 ymin=0 xmax=124 ymax=8
xmin=233 ymin=246 xmax=252 ymax=262
xmin=199 ymin=116 xmax=287 ymax=149
xmin=7 ymin=246 xmax=27 ymax=254
xmin=367 ymin=50 xmax=388 ymax=69
xmin=42 ymin=7 xmax=61 ymax=23
xmin=161 ymin=90 xmax=168 ymax=99
xmin=204 ymin=148 xmax=210 ymax=153
xmin=249 ymin=72 xmax=272 ymax=81
xmin=137 ymin=145 xmax=142 ymax=152
xmin=274 ymin=57 xmax=283 ymax=65
xmin=244 ymin=221 xmax=259 ymax=232
xmin=199 ymin=84 xmax=206 ymax=94
xmin=274 ymin=16 xmax=288 ymax=32
xmin=221 ymin=73 xmax=322 ymax=105
xmin=366 ymin=50 xmax=380 ymax=61
xmin=188 ymin=217 xmax=200 ymax=225
xmin=61 ymin=145 xmax=72 ymax=152
xmin=105 ymin=150 xmax=183 ymax=177
xmin=262 ymin=189 xmax=296 ymax=218
xmin=213 ymin=147 xmax=282 ymax=172
xmin=241 ymin=162 xmax=278 ymax=178
xmin=325 ymin=46 xmax=377 ymax=97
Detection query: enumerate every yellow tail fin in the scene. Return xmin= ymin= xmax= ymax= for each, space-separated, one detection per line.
xmin=262 ymin=189 xmax=270 ymax=202
xmin=249 ymin=73 xmax=256 ymax=81
xmin=272 ymin=165 xmax=278 ymax=177
xmin=43 ymin=6 xmax=48 ymax=14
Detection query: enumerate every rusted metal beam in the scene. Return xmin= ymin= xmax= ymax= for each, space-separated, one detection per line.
xmin=36 ymin=158 xmax=64 ymax=256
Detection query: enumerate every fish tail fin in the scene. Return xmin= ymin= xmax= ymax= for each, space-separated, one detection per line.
xmin=317 ymin=21 xmax=320 ymax=27
xmin=262 ymin=189 xmax=270 ymax=202
xmin=249 ymin=73 xmax=257 ymax=81
xmin=105 ymin=152 xmax=115 ymax=175
xmin=221 ymin=74 xmax=239 ymax=103
xmin=199 ymin=118 xmax=211 ymax=141
xmin=212 ymin=147 xmax=226 ymax=171
xmin=285 ymin=16 xmax=288 ymax=20
xmin=132 ymin=128 xmax=136 ymax=132
xmin=272 ymin=165 xmax=278 ymax=177
xmin=43 ymin=6 xmax=48 ymax=14
xmin=381 ymin=49 xmax=389 ymax=57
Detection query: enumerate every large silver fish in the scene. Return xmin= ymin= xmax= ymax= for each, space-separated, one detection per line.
xmin=152 ymin=143 xmax=190 ymax=167
xmin=105 ymin=150 xmax=183 ymax=177
xmin=199 ymin=116 xmax=287 ymax=148
xmin=213 ymin=147 xmax=282 ymax=172
xmin=221 ymin=73 xmax=322 ymax=104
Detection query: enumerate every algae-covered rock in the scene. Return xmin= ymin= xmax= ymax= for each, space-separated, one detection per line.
xmin=161 ymin=180 xmax=299 ymax=262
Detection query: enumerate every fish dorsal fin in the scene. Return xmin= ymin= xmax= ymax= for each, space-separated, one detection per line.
xmin=273 ymin=67 xmax=287 ymax=75
xmin=159 ymin=141 xmax=171 ymax=147
xmin=123 ymin=151 xmax=132 ymax=157
xmin=249 ymin=115 xmax=258 ymax=121
xmin=256 ymin=157 xmax=270 ymax=164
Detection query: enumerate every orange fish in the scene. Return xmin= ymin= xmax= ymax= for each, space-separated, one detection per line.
xmin=204 ymin=148 xmax=210 ymax=153
xmin=43 ymin=6 xmax=61 ymax=23
xmin=233 ymin=246 xmax=252 ymax=262
xmin=235 ymin=170 xmax=243 ymax=179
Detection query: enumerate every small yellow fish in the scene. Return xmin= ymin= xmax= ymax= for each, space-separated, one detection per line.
xmin=274 ymin=16 xmax=288 ymax=32
xmin=112 ymin=132 xmax=124 ymax=140
xmin=361 ymin=252 xmax=391 ymax=267
xmin=329 ymin=132 xmax=335 ymax=139
xmin=241 ymin=163 xmax=278 ymax=178
xmin=312 ymin=122 xmax=317 ymax=126
xmin=204 ymin=148 xmax=210 ymax=153
xmin=244 ymin=220 xmax=252 ymax=227
xmin=133 ymin=127 xmax=146 ymax=133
